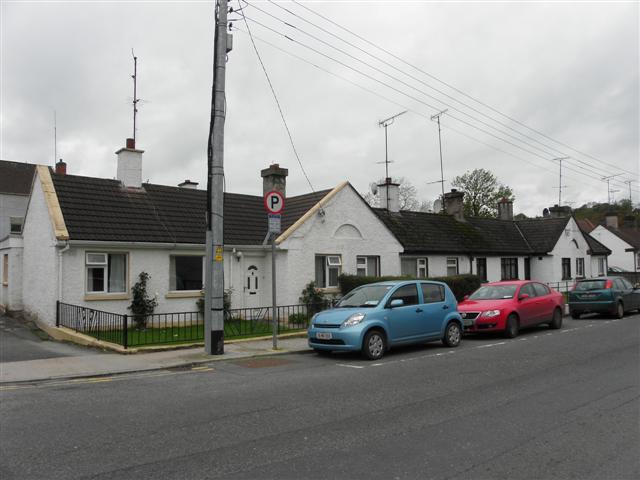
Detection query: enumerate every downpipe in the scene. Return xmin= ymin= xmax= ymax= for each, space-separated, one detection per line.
xmin=57 ymin=241 xmax=70 ymax=302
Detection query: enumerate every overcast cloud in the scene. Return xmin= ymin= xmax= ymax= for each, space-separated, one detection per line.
xmin=1 ymin=1 xmax=638 ymax=217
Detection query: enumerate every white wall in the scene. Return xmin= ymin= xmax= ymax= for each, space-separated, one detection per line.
xmin=0 ymin=236 xmax=24 ymax=311
xmin=278 ymin=185 xmax=404 ymax=305
xmin=590 ymin=226 xmax=635 ymax=271
xmin=0 ymin=193 xmax=29 ymax=239
xmin=21 ymin=175 xmax=59 ymax=324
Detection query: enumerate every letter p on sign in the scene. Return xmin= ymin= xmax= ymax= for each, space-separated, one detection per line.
xmin=264 ymin=190 xmax=285 ymax=214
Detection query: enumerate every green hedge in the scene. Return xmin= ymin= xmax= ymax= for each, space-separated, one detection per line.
xmin=337 ymin=273 xmax=482 ymax=301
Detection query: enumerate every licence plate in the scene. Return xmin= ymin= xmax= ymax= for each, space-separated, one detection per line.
xmin=463 ymin=319 xmax=474 ymax=327
xmin=316 ymin=332 xmax=332 ymax=340
xmin=580 ymin=294 xmax=597 ymax=299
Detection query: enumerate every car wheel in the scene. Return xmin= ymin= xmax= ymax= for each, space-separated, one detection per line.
xmin=504 ymin=314 xmax=519 ymax=338
xmin=571 ymin=311 xmax=581 ymax=320
xmin=442 ymin=322 xmax=462 ymax=347
xmin=615 ymin=302 xmax=624 ymax=319
xmin=549 ymin=308 xmax=563 ymax=329
xmin=362 ymin=330 xmax=386 ymax=360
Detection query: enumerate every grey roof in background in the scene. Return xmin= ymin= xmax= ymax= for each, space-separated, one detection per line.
xmin=0 ymin=160 xmax=36 ymax=195
xmin=51 ymin=172 xmax=330 ymax=245
xmin=604 ymin=225 xmax=640 ymax=250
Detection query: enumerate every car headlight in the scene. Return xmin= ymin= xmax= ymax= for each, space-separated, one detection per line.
xmin=481 ymin=310 xmax=501 ymax=318
xmin=342 ymin=312 xmax=366 ymax=328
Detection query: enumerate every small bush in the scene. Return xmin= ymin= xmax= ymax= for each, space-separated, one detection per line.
xmin=299 ymin=281 xmax=328 ymax=316
xmin=288 ymin=312 xmax=309 ymax=325
xmin=128 ymin=272 xmax=158 ymax=330
xmin=338 ymin=273 xmax=481 ymax=301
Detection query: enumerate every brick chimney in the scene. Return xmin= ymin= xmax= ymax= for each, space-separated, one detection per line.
xmin=261 ymin=163 xmax=288 ymax=197
xmin=377 ymin=177 xmax=400 ymax=212
xmin=444 ymin=189 xmax=465 ymax=222
xmin=549 ymin=205 xmax=572 ymax=218
xmin=55 ymin=159 xmax=67 ymax=175
xmin=116 ymin=138 xmax=144 ymax=188
xmin=178 ymin=180 xmax=199 ymax=189
xmin=605 ymin=213 xmax=619 ymax=229
xmin=497 ymin=197 xmax=513 ymax=221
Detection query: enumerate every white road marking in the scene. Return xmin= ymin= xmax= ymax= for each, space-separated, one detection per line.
xmin=476 ymin=342 xmax=506 ymax=349
xmin=336 ymin=364 xmax=365 ymax=369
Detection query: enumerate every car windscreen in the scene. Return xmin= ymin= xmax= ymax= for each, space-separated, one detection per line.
xmin=575 ymin=280 xmax=607 ymax=291
xmin=337 ymin=285 xmax=393 ymax=308
xmin=469 ymin=285 xmax=517 ymax=300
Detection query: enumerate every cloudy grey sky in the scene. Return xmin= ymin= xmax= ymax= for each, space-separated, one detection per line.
xmin=1 ymin=1 xmax=638 ymax=216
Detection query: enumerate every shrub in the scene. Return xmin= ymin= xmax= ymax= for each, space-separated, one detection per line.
xmin=337 ymin=273 xmax=481 ymax=301
xmin=299 ymin=281 xmax=329 ymax=315
xmin=128 ymin=272 xmax=158 ymax=329
xmin=196 ymin=288 xmax=233 ymax=315
xmin=288 ymin=312 xmax=309 ymax=325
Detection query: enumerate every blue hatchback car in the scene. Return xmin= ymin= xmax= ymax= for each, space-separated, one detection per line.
xmin=308 ymin=280 xmax=463 ymax=360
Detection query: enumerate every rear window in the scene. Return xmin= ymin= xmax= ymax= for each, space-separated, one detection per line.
xmin=575 ymin=280 xmax=606 ymax=291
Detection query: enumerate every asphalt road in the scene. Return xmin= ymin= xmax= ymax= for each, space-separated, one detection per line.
xmin=0 ymin=314 xmax=102 ymax=363
xmin=1 ymin=314 xmax=638 ymax=480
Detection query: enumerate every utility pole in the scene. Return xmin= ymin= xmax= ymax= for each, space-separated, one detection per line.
xmin=602 ymin=174 xmax=622 ymax=205
xmin=131 ymin=50 xmax=139 ymax=143
xmin=431 ymin=109 xmax=447 ymax=212
xmin=205 ymin=0 xmax=231 ymax=355
xmin=552 ymin=157 xmax=569 ymax=205
xmin=624 ymin=179 xmax=635 ymax=203
xmin=377 ymin=110 xmax=406 ymax=210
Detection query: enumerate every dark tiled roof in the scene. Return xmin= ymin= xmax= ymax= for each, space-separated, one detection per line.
xmin=51 ymin=172 xmax=331 ymax=244
xmin=373 ymin=210 xmax=530 ymax=255
xmin=605 ymin=226 xmax=640 ymax=249
xmin=0 ymin=160 xmax=36 ymax=195
xmin=515 ymin=217 xmax=570 ymax=254
xmin=576 ymin=218 xmax=596 ymax=233
xmin=581 ymin=230 xmax=611 ymax=255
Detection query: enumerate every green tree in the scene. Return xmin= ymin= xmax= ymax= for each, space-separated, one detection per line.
xmin=451 ymin=169 xmax=514 ymax=218
xmin=128 ymin=272 xmax=158 ymax=329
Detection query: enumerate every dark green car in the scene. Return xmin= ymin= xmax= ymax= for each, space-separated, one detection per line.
xmin=568 ymin=277 xmax=640 ymax=319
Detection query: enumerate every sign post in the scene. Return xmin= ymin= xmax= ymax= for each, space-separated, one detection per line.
xmin=264 ymin=190 xmax=284 ymax=349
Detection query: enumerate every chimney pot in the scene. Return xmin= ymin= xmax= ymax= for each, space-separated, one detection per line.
xmin=126 ymin=138 xmax=135 ymax=149
xmin=55 ymin=158 xmax=67 ymax=175
xmin=497 ymin=197 xmax=514 ymax=221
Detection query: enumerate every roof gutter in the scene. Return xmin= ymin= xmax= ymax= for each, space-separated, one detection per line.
xmin=62 ymin=240 xmax=272 ymax=251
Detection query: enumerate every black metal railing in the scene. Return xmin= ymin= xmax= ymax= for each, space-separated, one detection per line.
xmin=56 ymin=300 xmax=336 ymax=348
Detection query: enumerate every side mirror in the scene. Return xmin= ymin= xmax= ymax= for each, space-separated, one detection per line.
xmin=634 ymin=283 xmax=640 ymax=289
xmin=463 ymin=295 xmax=469 ymax=301
xmin=518 ymin=293 xmax=530 ymax=301
xmin=389 ymin=299 xmax=404 ymax=308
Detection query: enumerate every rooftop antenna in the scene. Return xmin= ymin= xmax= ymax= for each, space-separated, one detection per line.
xmin=623 ymin=179 xmax=635 ymax=203
xmin=602 ymin=174 xmax=622 ymax=204
xmin=53 ymin=110 xmax=57 ymax=166
xmin=377 ymin=110 xmax=407 ymax=179
xmin=431 ymin=109 xmax=447 ymax=213
xmin=131 ymin=49 xmax=139 ymax=143
xmin=552 ymin=157 xmax=569 ymax=206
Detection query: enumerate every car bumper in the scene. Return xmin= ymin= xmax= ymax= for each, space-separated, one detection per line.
xmin=307 ymin=326 xmax=364 ymax=351
xmin=461 ymin=316 xmax=504 ymax=333
xmin=569 ymin=301 xmax=616 ymax=315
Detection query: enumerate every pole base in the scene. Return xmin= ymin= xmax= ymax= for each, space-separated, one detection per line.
xmin=210 ymin=330 xmax=224 ymax=355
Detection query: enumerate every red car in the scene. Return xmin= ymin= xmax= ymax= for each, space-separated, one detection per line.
xmin=458 ymin=281 xmax=564 ymax=338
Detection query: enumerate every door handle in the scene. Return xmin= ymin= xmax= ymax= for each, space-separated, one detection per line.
xmin=442 ymin=305 xmax=449 ymax=310
xmin=415 ymin=308 xmax=423 ymax=313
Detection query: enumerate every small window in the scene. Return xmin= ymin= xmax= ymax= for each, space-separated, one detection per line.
xmin=636 ymin=253 xmax=640 ymax=270
xmin=9 ymin=217 xmax=23 ymax=234
xmin=476 ymin=258 xmax=487 ymax=282
xmin=417 ymin=258 xmax=428 ymax=278
xmin=170 ymin=256 xmax=204 ymax=291
xmin=446 ymin=257 xmax=459 ymax=276
xmin=501 ymin=258 xmax=519 ymax=280
xmin=575 ymin=258 xmax=585 ymax=278
xmin=561 ymin=258 xmax=571 ymax=280
xmin=533 ymin=283 xmax=550 ymax=297
xmin=85 ymin=252 xmax=127 ymax=293
xmin=356 ymin=256 xmax=380 ymax=277
xmin=597 ymin=258 xmax=606 ymax=276
xmin=315 ymin=255 xmax=342 ymax=288
xmin=387 ymin=284 xmax=419 ymax=307
xmin=421 ymin=283 xmax=444 ymax=303
xmin=2 ymin=254 xmax=8 ymax=285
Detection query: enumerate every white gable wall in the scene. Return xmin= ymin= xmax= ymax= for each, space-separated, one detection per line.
xmin=590 ymin=226 xmax=635 ymax=271
xmin=21 ymin=173 xmax=59 ymax=324
xmin=277 ymin=185 xmax=403 ymax=305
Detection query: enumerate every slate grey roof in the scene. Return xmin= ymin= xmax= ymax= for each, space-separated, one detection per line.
xmin=0 ymin=160 xmax=36 ymax=195
xmin=604 ymin=225 xmax=640 ymax=250
xmin=514 ymin=217 xmax=571 ymax=254
xmin=51 ymin=172 xmax=330 ymax=245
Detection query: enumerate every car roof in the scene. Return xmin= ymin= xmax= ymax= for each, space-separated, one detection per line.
xmin=577 ymin=276 xmax=621 ymax=281
xmin=482 ymin=280 xmax=530 ymax=286
xmin=364 ymin=280 xmax=446 ymax=287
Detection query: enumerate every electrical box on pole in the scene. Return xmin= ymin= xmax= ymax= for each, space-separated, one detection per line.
xmin=205 ymin=0 xmax=231 ymax=355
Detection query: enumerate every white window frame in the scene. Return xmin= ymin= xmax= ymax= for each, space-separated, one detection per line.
xmin=576 ymin=258 xmax=585 ymax=278
xmin=597 ymin=257 xmax=606 ymax=276
xmin=85 ymin=252 xmax=127 ymax=294
xmin=315 ymin=254 xmax=342 ymax=288
xmin=417 ymin=258 xmax=428 ymax=278
xmin=636 ymin=253 xmax=640 ymax=270
xmin=356 ymin=256 xmax=380 ymax=277
xmin=446 ymin=257 xmax=459 ymax=276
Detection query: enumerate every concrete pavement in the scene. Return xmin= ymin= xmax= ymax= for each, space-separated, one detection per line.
xmin=0 ymin=334 xmax=311 ymax=384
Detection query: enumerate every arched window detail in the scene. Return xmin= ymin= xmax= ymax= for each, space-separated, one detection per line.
xmin=333 ymin=224 xmax=363 ymax=239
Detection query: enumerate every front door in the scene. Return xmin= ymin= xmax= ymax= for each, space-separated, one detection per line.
xmin=244 ymin=264 xmax=261 ymax=308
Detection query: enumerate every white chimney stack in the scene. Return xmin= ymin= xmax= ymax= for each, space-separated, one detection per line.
xmin=116 ymin=138 xmax=143 ymax=188
xmin=378 ymin=178 xmax=400 ymax=212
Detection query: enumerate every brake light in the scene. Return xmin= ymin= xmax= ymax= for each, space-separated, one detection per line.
xmin=604 ymin=280 xmax=613 ymax=289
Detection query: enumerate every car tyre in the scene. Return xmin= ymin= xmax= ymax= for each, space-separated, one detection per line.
xmin=615 ymin=302 xmax=624 ymax=319
xmin=362 ymin=330 xmax=386 ymax=360
xmin=504 ymin=314 xmax=519 ymax=338
xmin=442 ymin=322 xmax=462 ymax=347
xmin=571 ymin=311 xmax=581 ymax=319
xmin=549 ymin=308 xmax=563 ymax=329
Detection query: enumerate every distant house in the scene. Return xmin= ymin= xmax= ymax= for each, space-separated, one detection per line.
xmin=589 ymin=215 xmax=640 ymax=273
xmin=0 ymin=160 xmax=36 ymax=312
